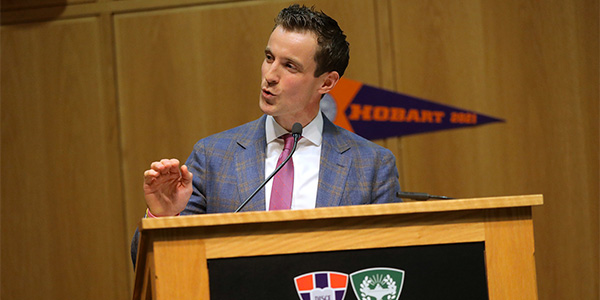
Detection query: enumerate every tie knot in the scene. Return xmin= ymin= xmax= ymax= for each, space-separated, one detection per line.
xmin=281 ymin=134 xmax=295 ymax=150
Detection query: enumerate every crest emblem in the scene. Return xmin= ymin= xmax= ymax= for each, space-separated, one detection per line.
xmin=350 ymin=268 xmax=405 ymax=300
xmin=294 ymin=271 xmax=349 ymax=300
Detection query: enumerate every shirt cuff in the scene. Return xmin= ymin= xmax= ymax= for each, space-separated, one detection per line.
xmin=145 ymin=208 xmax=180 ymax=218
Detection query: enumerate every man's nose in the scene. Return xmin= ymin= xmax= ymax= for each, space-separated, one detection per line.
xmin=264 ymin=64 xmax=279 ymax=84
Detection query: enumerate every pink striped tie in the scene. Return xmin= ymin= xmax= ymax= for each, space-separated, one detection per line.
xmin=269 ymin=134 xmax=295 ymax=210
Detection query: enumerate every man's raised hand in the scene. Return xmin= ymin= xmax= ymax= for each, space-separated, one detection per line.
xmin=143 ymin=158 xmax=193 ymax=216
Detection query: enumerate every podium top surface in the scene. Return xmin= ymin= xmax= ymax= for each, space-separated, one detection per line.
xmin=139 ymin=194 xmax=543 ymax=231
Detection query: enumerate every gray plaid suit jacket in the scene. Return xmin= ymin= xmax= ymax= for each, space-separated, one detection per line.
xmin=131 ymin=113 xmax=401 ymax=266
xmin=181 ymin=113 xmax=401 ymax=214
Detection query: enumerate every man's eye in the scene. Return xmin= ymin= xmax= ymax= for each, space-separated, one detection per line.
xmin=265 ymin=54 xmax=274 ymax=61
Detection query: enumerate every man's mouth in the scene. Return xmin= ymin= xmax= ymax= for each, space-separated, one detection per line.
xmin=262 ymin=88 xmax=276 ymax=97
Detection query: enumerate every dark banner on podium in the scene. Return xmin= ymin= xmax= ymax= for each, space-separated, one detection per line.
xmin=208 ymin=242 xmax=489 ymax=299
xmin=321 ymin=78 xmax=504 ymax=140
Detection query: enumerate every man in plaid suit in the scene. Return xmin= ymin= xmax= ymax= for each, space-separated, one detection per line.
xmin=133 ymin=5 xmax=401 ymax=264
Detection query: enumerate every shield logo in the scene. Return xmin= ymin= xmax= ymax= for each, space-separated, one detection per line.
xmin=350 ymin=268 xmax=405 ymax=300
xmin=294 ymin=271 xmax=349 ymax=300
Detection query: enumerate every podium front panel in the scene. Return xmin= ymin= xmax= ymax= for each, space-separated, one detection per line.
xmin=207 ymin=242 xmax=489 ymax=300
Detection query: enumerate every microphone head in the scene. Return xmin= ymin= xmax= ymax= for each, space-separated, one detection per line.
xmin=291 ymin=122 xmax=303 ymax=136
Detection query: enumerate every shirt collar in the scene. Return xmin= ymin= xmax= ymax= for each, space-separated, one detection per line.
xmin=265 ymin=109 xmax=323 ymax=146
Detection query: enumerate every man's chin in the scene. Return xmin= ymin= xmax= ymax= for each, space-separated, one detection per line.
xmin=259 ymin=99 xmax=276 ymax=116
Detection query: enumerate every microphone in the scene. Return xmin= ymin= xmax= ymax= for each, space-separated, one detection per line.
xmin=235 ymin=122 xmax=303 ymax=212
xmin=396 ymin=191 xmax=454 ymax=201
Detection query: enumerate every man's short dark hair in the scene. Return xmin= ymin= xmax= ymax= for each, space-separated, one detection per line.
xmin=274 ymin=4 xmax=350 ymax=77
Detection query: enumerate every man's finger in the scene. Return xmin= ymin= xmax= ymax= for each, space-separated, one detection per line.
xmin=143 ymin=169 xmax=160 ymax=185
xmin=180 ymin=165 xmax=193 ymax=185
xmin=150 ymin=161 xmax=165 ymax=172
xmin=168 ymin=159 xmax=181 ymax=174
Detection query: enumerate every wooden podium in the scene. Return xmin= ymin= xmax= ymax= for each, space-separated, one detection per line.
xmin=132 ymin=194 xmax=542 ymax=300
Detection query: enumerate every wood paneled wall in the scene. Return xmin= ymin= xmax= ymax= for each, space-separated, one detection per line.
xmin=1 ymin=0 xmax=597 ymax=299
xmin=389 ymin=2 xmax=599 ymax=300
xmin=1 ymin=14 xmax=129 ymax=299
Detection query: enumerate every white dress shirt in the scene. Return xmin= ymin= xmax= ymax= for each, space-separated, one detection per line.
xmin=264 ymin=111 xmax=323 ymax=210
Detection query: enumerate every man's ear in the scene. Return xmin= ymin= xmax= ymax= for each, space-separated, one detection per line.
xmin=318 ymin=71 xmax=340 ymax=94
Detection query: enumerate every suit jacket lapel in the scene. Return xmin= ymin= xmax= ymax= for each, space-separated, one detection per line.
xmin=316 ymin=115 xmax=351 ymax=207
xmin=235 ymin=115 xmax=267 ymax=211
